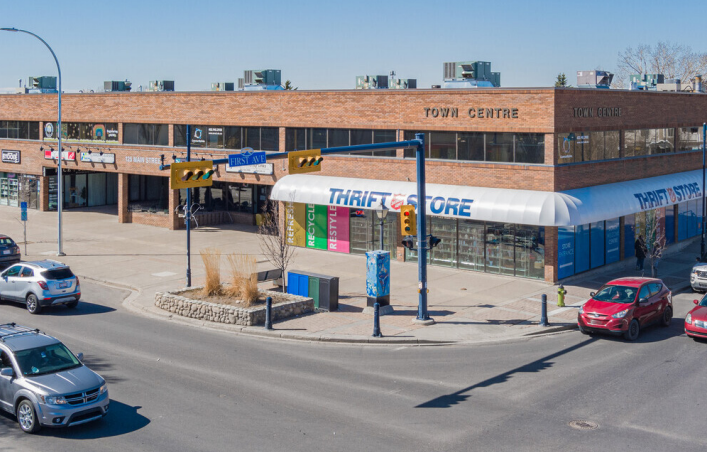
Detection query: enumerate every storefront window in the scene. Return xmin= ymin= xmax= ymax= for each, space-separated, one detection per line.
xmin=0 ymin=121 xmax=39 ymax=140
xmin=124 ymin=124 xmax=168 ymax=146
xmin=605 ymin=131 xmax=620 ymax=159
xmin=429 ymin=217 xmax=457 ymax=267
xmin=458 ymin=220 xmax=485 ymax=270
xmin=429 ymin=132 xmax=456 ymax=160
xmin=372 ymin=130 xmax=396 ymax=157
xmin=458 ymin=133 xmax=484 ymax=162
xmin=678 ymin=126 xmax=704 ymax=152
xmin=225 ymin=126 xmax=242 ymax=150
xmin=43 ymin=122 xmax=118 ymax=143
xmin=515 ymin=134 xmax=544 ymax=164
xmin=486 ymin=133 xmax=514 ymax=163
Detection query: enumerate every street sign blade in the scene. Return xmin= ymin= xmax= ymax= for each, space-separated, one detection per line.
xmin=228 ymin=151 xmax=267 ymax=167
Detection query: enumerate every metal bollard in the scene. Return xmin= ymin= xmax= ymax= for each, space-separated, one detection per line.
xmin=540 ymin=294 xmax=549 ymax=327
xmin=372 ymin=302 xmax=382 ymax=337
xmin=265 ymin=296 xmax=273 ymax=330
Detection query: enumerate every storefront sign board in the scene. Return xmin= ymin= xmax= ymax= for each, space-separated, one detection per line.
xmin=285 ymin=202 xmax=306 ymax=247
xmin=327 ymin=206 xmax=349 ymax=253
xmin=80 ymin=152 xmax=116 ymax=164
xmin=225 ymin=163 xmax=274 ymax=175
xmin=306 ymin=204 xmax=327 ymax=250
xmin=44 ymin=150 xmax=76 ymax=160
xmin=1 ymin=150 xmax=20 ymax=164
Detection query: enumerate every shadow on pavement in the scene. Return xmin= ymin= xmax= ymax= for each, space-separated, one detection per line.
xmin=0 ymin=400 xmax=148 ymax=439
xmin=582 ymin=316 xmax=686 ymax=344
xmin=43 ymin=300 xmax=116 ymax=317
xmin=79 ymin=356 xmax=126 ymax=385
xmin=415 ymin=338 xmax=596 ymax=408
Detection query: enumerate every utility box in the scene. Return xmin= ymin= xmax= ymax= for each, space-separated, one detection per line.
xmin=287 ymin=270 xmax=339 ymax=311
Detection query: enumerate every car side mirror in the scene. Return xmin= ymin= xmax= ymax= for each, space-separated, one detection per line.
xmin=76 ymin=353 xmax=83 ymax=362
xmin=695 ymin=300 xmax=700 ymax=305
xmin=639 ymin=297 xmax=648 ymax=304
xmin=590 ymin=292 xmax=595 ymax=297
xmin=0 ymin=368 xmax=13 ymax=377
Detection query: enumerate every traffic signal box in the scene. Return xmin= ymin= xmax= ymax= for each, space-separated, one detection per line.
xmin=400 ymin=204 xmax=417 ymax=236
xmin=170 ymin=161 xmax=215 ymax=190
xmin=288 ymin=149 xmax=323 ymax=174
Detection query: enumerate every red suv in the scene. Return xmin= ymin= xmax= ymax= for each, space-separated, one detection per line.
xmin=578 ymin=277 xmax=673 ymax=341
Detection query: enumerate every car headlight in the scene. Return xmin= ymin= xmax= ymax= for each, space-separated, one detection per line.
xmin=99 ymin=384 xmax=108 ymax=395
xmin=579 ymin=305 xmax=584 ymax=314
xmin=612 ymin=309 xmax=629 ymax=319
xmin=686 ymin=313 xmax=692 ymax=324
xmin=39 ymin=394 xmax=67 ymax=405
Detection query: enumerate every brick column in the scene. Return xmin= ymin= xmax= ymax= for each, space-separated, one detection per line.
xmin=279 ymin=127 xmax=286 ymax=152
xmin=118 ymin=173 xmax=129 ymax=223
xmin=169 ymin=124 xmax=174 ymax=147
xmin=544 ymin=226 xmax=558 ymax=282
xmin=544 ymin=133 xmax=556 ymax=166
xmin=39 ymin=175 xmax=49 ymax=211
xmin=168 ymin=187 xmax=180 ymax=230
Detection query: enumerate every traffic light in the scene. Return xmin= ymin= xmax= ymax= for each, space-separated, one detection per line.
xmin=402 ymin=236 xmax=415 ymax=250
xmin=429 ymin=236 xmax=441 ymax=249
xmin=400 ymin=204 xmax=417 ymax=236
xmin=288 ymin=149 xmax=323 ymax=174
xmin=170 ymin=161 xmax=215 ymax=189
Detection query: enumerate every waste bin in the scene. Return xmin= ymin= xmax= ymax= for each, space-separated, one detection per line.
xmin=287 ymin=270 xmax=339 ymax=311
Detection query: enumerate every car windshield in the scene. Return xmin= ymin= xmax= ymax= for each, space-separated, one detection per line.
xmin=0 ymin=238 xmax=14 ymax=246
xmin=699 ymin=295 xmax=707 ymax=307
xmin=593 ymin=285 xmax=637 ymax=304
xmin=14 ymin=343 xmax=81 ymax=377
xmin=42 ymin=268 xmax=74 ymax=280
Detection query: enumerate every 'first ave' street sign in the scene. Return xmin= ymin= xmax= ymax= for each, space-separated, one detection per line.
xmin=228 ymin=148 xmax=266 ymax=167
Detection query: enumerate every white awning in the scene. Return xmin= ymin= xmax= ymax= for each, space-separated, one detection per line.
xmin=270 ymin=170 xmax=703 ymax=227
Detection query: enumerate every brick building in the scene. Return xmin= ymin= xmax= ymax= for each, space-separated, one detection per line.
xmin=0 ymin=88 xmax=704 ymax=282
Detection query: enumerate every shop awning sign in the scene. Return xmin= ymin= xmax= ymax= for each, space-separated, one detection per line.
xmin=80 ymin=152 xmax=116 ymax=164
xmin=44 ymin=150 xmax=76 ymax=161
xmin=1 ymin=150 xmax=20 ymax=164
xmin=228 ymin=148 xmax=266 ymax=167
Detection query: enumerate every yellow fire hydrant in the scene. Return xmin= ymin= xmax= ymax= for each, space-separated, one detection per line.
xmin=557 ymin=284 xmax=567 ymax=307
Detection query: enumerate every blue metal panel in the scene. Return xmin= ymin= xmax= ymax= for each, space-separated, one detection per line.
xmin=624 ymin=214 xmax=635 ymax=257
xmin=665 ymin=206 xmax=675 ymax=244
xmin=287 ymin=273 xmax=300 ymax=295
xmin=678 ymin=202 xmax=688 ymax=241
xmin=605 ymin=218 xmax=620 ymax=264
xmin=298 ymin=274 xmax=309 ymax=297
xmin=575 ymin=224 xmax=590 ymax=274
xmin=590 ymin=221 xmax=605 ymax=269
xmin=688 ymin=200 xmax=698 ymax=238
xmin=557 ymin=226 xmax=575 ymax=279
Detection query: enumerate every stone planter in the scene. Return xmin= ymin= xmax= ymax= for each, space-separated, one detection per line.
xmin=154 ymin=287 xmax=314 ymax=326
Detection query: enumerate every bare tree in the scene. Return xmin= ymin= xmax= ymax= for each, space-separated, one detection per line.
xmin=634 ymin=210 xmax=667 ymax=277
xmin=615 ymin=41 xmax=707 ymax=89
xmin=257 ymin=200 xmax=297 ymax=292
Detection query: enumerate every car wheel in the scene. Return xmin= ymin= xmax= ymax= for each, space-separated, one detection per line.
xmin=624 ymin=319 xmax=640 ymax=341
xmin=661 ymin=307 xmax=673 ymax=327
xmin=26 ymin=294 xmax=41 ymax=315
xmin=16 ymin=399 xmax=41 ymax=433
xmin=66 ymin=300 xmax=78 ymax=309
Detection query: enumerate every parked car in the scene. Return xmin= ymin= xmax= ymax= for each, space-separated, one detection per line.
xmin=578 ymin=277 xmax=673 ymax=341
xmin=0 ymin=235 xmax=21 ymax=267
xmin=0 ymin=260 xmax=80 ymax=314
xmin=685 ymin=294 xmax=707 ymax=340
xmin=0 ymin=323 xmax=109 ymax=433
xmin=690 ymin=253 xmax=707 ymax=292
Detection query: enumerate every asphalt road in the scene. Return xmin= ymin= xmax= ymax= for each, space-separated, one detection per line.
xmin=0 ymin=281 xmax=706 ymax=452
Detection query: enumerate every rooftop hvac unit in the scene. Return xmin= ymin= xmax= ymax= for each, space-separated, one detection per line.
xmin=28 ymin=76 xmax=57 ymax=90
xmin=149 ymin=80 xmax=174 ymax=92
xmin=211 ymin=82 xmax=234 ymax=91
xmin=443 ymin=62 xmax=456 ymax=80
xmin=104 ymin=80 xmax=131 ymax=92
xmin=238 ymin=78 xmax=244 ymax=89
xmin=243 ymin=69 xmax=282 ymax=86
xmin=577 ymin=71 xmax=613 ymax=89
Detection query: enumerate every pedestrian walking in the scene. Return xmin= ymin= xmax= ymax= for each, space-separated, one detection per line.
xmin=651 ymin=241 xmax=662 ymax=277
xmin=635 ymin=235 xmax=647 ymax=271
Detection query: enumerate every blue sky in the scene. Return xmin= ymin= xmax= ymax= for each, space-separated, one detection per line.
xmin=1 ymin=0 xmax=704 ymax=91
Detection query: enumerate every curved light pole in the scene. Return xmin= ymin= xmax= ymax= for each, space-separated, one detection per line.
xmin=1 ymin=27 xmax=64 ymax=255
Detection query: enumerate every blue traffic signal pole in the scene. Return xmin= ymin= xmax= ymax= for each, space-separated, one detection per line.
xmin=186 ymin=125 xmax=192 ymax=287
xmin=415 ymin=133 xmax=430 ymax=321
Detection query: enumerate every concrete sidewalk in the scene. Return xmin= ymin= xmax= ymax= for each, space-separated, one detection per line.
xmin=0 ymin=205 xmax=697 ymax=344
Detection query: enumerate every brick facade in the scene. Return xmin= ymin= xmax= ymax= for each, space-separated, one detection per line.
xmin=1 ymin=88 xmax=705 ymax=283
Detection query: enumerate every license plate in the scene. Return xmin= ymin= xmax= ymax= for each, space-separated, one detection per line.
xmin=58 ymin=282 xmax=69 ymax=289
xmin=2 ymin=250 xmax=9 ymax=255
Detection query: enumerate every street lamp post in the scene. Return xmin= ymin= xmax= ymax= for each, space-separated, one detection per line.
xmin=1 ymin=27 xmax=64 ymax=256
xmin=375 ymin=202 xmax=388 ymax=251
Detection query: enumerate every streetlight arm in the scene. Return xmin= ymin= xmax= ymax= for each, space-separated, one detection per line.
xmin=1 ymin=27 xmax=64 ymax=255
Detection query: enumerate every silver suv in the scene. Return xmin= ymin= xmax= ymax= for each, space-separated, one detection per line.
xmin=0 ymin=323 xmax=109 ymax=433
xmin=0 ymin=260 xmax=81 ymax=314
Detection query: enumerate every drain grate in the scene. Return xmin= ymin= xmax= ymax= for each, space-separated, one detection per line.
xmin=569 ymin=420 xmax=599 ymax=430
